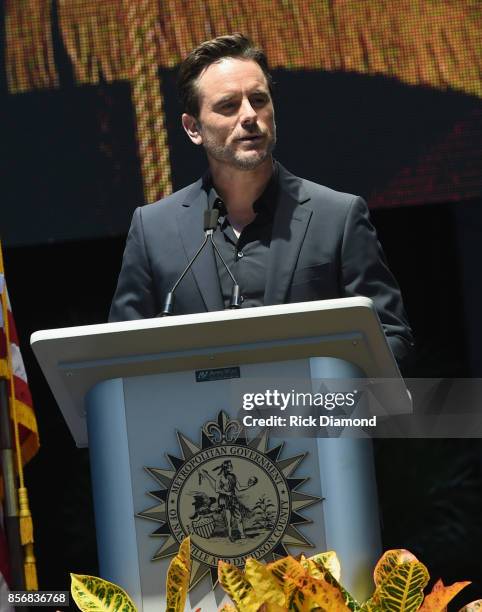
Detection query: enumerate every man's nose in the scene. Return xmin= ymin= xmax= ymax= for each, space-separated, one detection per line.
xmin=239 ymin=97 xmax=257 ymax=125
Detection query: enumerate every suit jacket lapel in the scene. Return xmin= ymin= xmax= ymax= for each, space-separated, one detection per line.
xmin=264 ymin=165 xmax=312 ymax=305
xmin=177 ymin=181 xmax=224 ymax=311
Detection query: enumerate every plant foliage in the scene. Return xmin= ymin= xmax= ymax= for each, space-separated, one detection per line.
xmin=166 ymin=536 xmax=191 ymax=612
xmin=71 ymin=538 xmax=482 ymax=612
xmin=70 ymin=573 xmax=136 ymax=611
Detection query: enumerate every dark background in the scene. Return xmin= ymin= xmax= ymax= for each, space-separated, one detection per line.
xmin=2 ymin=14 xmax=482 ymax=609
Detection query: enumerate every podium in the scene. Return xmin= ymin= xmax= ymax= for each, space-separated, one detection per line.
xmin=31 ymin=298 xmax=405 ymax=611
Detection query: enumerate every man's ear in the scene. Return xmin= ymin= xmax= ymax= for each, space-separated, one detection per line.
xmin=182 ymin=113 xmax=203 ymax=145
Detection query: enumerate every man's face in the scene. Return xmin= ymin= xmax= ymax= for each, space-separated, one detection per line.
xmin=183 ymin=58 xmax=276 ymax=170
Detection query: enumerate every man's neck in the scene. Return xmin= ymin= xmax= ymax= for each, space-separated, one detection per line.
xmin=208 ymin=157 xmax=274 ymax=230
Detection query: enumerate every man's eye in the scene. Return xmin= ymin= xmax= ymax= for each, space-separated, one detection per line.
xmin=251 ymin=96 xmax=268 ymax=106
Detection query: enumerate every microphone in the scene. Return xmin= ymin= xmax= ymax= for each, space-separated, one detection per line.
xmin=159 ymin=209 xmax=241 ymax=316
xmin=207 ymin=216 xmax=242 ymax=309
xmin=204 ymin=208 xmax=219 ymax=234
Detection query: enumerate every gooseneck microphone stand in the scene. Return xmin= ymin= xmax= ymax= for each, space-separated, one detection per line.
xmin=160 ymin=209 xmax=241 ymax=316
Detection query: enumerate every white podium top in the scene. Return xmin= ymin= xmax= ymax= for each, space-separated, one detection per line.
xmin=31 ymin=297 xmax=400 ymax=445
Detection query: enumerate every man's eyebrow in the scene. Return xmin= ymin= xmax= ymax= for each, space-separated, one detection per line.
xmin=212 ymin=88 xmax=269 ymax=105
xmin=212 ymin=94 xmax=237 ymax=105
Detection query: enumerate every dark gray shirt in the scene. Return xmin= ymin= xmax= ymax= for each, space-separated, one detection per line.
xmin=203 ymin=165 xmax=279 ymax=309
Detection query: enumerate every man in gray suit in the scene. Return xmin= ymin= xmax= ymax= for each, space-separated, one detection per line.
xmin=110 ymin=34 xmax=413 ymax=369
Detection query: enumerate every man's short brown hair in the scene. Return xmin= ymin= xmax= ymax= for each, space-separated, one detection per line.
xmin=177 ymin=33 xmax=274 ymax=118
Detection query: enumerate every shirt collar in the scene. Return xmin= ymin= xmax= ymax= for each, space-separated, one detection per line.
xmin=203 ymin=161 xmax=279 ymax=219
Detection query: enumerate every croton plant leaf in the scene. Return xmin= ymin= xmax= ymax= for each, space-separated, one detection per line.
xmin=70 ymin=573 xmax=136 ymax=612
xmin=289 ymin=574 xmax=352 ymax=612
xmin=218 ymin=561 xmax=260 ymax=612
xmin=244 ymin=558 xmax=286 ymax=607
xmin=268 ymin=556 xmax=306 ymax=603
xmin=309 ymin=559 xmax=361 ymax=612
xmin=305 ymin=550 xmax=341 ymax=582
xmin=166 ymin=536 xmax=191 ymax=612
xmin=419 ymin=578 xmax=471 ymax=612
xmin=373 ymin=549 xmax=420 ymax=588
xmin=459 ymin=601 xmax=482 ymax=611
xmin=377 ymin=560 xmax=430 ymax=612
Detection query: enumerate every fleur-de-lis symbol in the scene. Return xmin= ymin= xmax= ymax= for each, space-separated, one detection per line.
xmin=203 ymin=411 xmax=241 ymax=444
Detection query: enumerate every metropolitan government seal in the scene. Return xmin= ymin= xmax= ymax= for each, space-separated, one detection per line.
xmin=139 ymin=411 xmax=320 ymax=588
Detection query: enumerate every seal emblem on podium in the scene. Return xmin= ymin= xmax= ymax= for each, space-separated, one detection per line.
xmin=139 ymin=411 xmax=320 ymax=588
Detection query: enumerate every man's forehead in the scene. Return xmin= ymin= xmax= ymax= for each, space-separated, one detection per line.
xmin=196 ymin=57 xmax=268 ymax=97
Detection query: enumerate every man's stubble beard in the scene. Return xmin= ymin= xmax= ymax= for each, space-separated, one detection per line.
xmin=200 ymin=121 xmax=277 ymax=171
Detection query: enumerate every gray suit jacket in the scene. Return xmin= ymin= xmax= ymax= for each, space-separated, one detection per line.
xmin=109 ymin=164 xmax=413 ymax=367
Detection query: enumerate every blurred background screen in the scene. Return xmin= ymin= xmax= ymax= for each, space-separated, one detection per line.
xmin=2 ymin=0 xmax=481 ymax=246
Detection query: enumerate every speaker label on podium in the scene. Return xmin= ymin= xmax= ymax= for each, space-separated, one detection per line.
xmin=139 ymin=411 xmax=320 ymax=588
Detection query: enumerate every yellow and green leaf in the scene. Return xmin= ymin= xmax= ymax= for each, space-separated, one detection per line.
xmin=290 ymin=575 xmax=352 ymax=612
xmin=305 ymin=550 xmax=341 ymax=581
xmin=218 ymin=561 xmax=259 ymax=612
xmin=267 ymin=555 xmax=307 ymax=602
xmin=363 ymin=549 xmax=424 ymax=611
xmin=244 ymin=558 xmax=285 ymax=607
xmin=166 ymin=558 xmax=190 ymax=612
xmin=309 ymin=559 xmax=361 ymax=612
xmin=459 ymin=601 xmax=482 ymax=612
xmin=256 ymin=603 xmax=288 ymax=612
xmin=70 ymin=573 xmax=136 ymax=612
xmin=419 ymin=578 xmax=471 ymax=612
xmin=360 ymin=601 xmax=383 ymax=612
xmin=377 ymin=561 xmax=430 ymax=612
xmin=176 ymin=536 xmax=191 ymax=570
xmin=166 ymin=537 xmax=191 ymax=612
xmin=373 ymin=549 xmax=419 ymax=588
xmin=268 ymin=556 xmax=306 ymax=602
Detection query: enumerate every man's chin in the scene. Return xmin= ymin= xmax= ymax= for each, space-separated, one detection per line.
xmin=230 ymin=150 xmax=271 ymax=170
xmin=205 ymin=141 xmax=275 ymax=171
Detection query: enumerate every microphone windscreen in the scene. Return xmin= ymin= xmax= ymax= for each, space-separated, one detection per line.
xmin=204 ymin=208 xmax=219 ymax=231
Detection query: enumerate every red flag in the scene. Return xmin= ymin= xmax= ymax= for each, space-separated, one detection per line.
xmin=0 ymin=244 xmax=40 ymax=588
xmin=0 ymin=254 xmax=39 ymax=468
